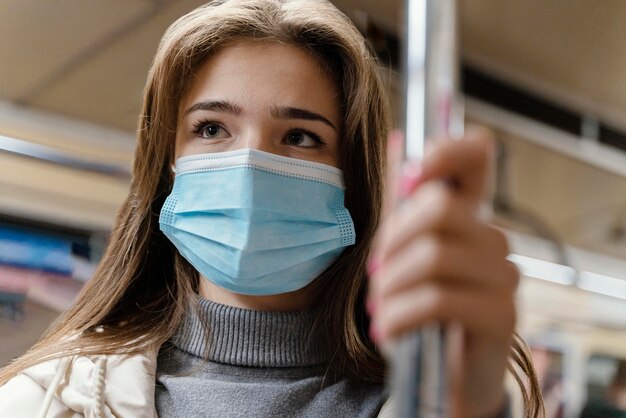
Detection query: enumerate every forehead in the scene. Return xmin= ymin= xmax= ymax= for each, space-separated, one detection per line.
xmin=180 ymin=40 xmax=340 ymax=120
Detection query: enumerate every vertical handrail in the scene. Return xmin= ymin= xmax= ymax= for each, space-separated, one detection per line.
xmin=388 ymin=1 xmax=462 ymax=417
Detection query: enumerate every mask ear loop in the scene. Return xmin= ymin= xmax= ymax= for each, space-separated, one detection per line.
xmin=169 ymin=165 xmax=177 ymax=184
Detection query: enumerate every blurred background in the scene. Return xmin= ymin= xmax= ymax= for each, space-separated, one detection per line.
xmin=0 ymin=1 xmax=625 ymax=416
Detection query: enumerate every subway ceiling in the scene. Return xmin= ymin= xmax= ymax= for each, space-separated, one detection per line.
xmin=0 ymin=0 xmax=625 ymax=132
xmin=1 ymin=0 xmax=626 ymax=259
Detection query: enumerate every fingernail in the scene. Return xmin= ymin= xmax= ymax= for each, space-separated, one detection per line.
xmin=369 ymin=323 xmax=380 ymax=343
xmin=366 ymin=297 xmax=377 ymax=315
xmin=370 ymin=323 xmax=389 ymax=344
xmin=367 ymin=256 xmax=381 ymax=276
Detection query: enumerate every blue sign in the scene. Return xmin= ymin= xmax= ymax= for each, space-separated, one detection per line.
xmin=0 ymin=226 xmax=73 ymax=275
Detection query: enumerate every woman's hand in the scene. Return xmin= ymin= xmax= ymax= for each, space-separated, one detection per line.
xmin=367 ymin=127 xmax=519 ymax=418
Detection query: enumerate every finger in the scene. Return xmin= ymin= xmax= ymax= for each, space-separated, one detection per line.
xmin=420 ymin=127 xmax=495 ymax=205
xmin=370 ymin=233 xmax=518 ymax=299
xmin=376 ymin=181 xmax=480 ymax=261
xmin=372 ymin=285 xmax=516 ymax=345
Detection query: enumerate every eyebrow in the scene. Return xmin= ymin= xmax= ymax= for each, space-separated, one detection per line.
xmin=183 ymin=100 xmax=242 ymax=116
xmin=183 ymin=100 xmax=336 ymax=131
xmin=271 ymin=105 xmax=337 ymax=131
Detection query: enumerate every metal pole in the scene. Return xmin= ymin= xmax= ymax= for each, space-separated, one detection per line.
xmin=388 ymin=1 xmax=462 ymax=417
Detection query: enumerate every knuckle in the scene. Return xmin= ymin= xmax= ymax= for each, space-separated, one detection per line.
xmin=423 ymin=140 xmax=454 ymax=172
xmin=424 ymin=139 xmax=448 ymax=160
xmin=423 ymin=285 xmax=446 ymax=318
xmin=503 ymin=260 xmax=521 ymax=289
xmin=420 ymin=236 xmax=446 ymax=279
xmin=487 ymin=225 xmax=510 ymax=255
xmin=428 ymin=187 xmax=456 ymax=229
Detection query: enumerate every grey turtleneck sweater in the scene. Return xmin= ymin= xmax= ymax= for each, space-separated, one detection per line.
xmin=155 ymin=297 xmax=385 ymax=417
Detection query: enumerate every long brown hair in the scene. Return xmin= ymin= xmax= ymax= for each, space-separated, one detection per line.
xmin=1 ymin=0 xmax=543 ymax=415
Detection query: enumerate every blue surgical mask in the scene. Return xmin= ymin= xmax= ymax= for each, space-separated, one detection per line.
xmin=159 ymin=149 xmax=356 ymax=295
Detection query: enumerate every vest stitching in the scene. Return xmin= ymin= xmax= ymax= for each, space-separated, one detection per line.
xmin=93 ymin=357 xmax=107 ymax=418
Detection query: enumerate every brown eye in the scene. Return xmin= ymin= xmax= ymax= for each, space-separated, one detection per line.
xmin=200 ymin=123 xmax=223 ymax=139
xmin=284 ymin=130 xmax=324 ymax=148
xmin=192 ymin=121 xmax=229 ymax=140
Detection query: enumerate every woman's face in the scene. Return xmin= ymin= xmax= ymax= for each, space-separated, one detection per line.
xmin=176 ymin=41 xmax=341 ymax=167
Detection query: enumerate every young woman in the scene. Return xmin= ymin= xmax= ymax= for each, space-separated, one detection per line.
xmin=0 ymin=0 xmax=543 ymax=416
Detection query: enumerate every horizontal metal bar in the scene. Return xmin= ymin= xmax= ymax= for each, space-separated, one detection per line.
xmin=0 ymin=135 xmax=131 ymax=179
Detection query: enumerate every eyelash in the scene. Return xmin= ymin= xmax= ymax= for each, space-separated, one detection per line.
xmin=190 ymin=119 xmax=327 ymax=147
xmin=191 ymin=119 xmax=225 ymax=137
xmin=286 ymin=128 xmax=327 ymax=147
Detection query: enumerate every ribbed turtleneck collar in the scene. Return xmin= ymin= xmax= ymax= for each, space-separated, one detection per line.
xmin=172 ymin=296 xmax=332 ymax=368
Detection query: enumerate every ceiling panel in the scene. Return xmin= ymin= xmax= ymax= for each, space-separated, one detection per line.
xmin=334 ymin=0 xmax=626 ymax=127
xmin=497 ymin=129 xmax=626 ymax=258
xmin=332 ymin=0 xmax=399 ymax=31
xmin=28 ymin=0 xmax=212 ymax=131
xmin=461 ymin=0 xmax=626 ymax=126
xmin=0 ymin=0 xmax=153 ymax=101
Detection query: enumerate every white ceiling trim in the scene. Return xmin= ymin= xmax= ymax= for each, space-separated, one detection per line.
xmin=463 ymin=51 xmax=626 ymax=133
xmin=466 ymin=97 xmax=626 ymax=180
xmin=0 ymin=100 xmax=135 ymax=159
